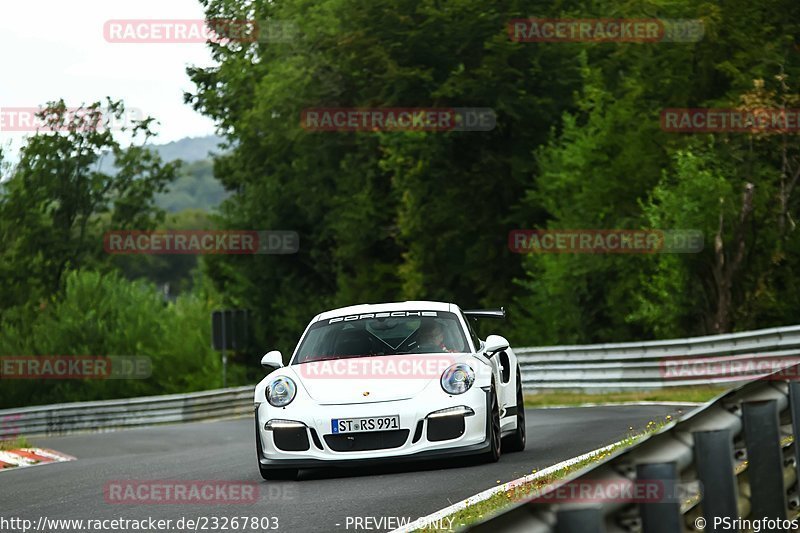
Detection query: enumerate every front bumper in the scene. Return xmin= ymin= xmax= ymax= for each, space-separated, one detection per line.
xmin=256 ymin=387 xmax=491 ymax=470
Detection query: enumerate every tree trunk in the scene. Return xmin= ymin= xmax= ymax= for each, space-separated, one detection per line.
xmin=711 ymin=182 xmax=754 ymax=333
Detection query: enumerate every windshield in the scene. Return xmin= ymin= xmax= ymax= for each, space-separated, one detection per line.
xmin=292 ymin=311 xmax=470 ymax=364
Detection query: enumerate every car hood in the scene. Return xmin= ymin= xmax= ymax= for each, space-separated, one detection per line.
xmin=286 ymin=353 xmax=479 ymax=405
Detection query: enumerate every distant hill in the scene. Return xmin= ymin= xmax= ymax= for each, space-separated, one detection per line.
xmin=94 ymin=135 xmax=231 ymax=212
xmin=153 ymin=135 xmax=230 ymax=212
xmin=150 ymin=135 xmax=226 ymax=163
xmin=158 ymin=158 xmax=230 ymax=212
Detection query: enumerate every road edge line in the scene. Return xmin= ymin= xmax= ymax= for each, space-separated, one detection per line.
xmin=530 ymin=401 xmax=703 ymax=409
xmin=388 ymin=440 xmax=622 ymax=533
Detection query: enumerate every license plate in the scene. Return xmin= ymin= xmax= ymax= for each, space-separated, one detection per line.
xmin=331 ymin=415 xmax=400 ymax=434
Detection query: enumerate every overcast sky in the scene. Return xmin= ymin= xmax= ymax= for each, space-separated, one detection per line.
xmin=0 ymin=0 xmax=219 ymax=161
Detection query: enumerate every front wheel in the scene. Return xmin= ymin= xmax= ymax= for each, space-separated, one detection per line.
xmin=502 ymin=367 xmax=526 ymax=452
xmin=480 ymin=383 xmax=502 ymax=463
xmin=259 ymin=467 xmax=298 ymax=481
xmin=256 ymin=422 xmax=298 ymax=480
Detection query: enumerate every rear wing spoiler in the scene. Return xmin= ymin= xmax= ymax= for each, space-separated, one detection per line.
xmin=463 ymin=307 xmax=506 ymax=320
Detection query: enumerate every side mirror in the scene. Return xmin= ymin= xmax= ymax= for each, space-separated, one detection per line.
xmin=483 ymin=335 xmax=510 ymax=357
xmin=261 ymin=350 xmax=283 ymax=370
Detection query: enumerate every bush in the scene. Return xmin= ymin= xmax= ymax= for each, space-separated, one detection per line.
xmin=0 ymin=270 xmax=233 ymax=408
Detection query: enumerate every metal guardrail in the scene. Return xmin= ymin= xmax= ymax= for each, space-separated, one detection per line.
xmin=2 ymin=324 xmax=799 ymax=438
xmin=468 ymin=367 xmax=800 ymax=532
xmin=0 ymin=386 xmax=254 ymax=439
xmin=518 ymin=324 xmax=800 ymax=392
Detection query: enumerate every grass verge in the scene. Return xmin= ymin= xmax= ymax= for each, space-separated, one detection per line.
xmin=411 ymin=416 xmax=675 ymax=532
xmin=0 ymin=436 xmax=31 ymax=451
xmin=524 ymin=386 xmax=728 ymax=407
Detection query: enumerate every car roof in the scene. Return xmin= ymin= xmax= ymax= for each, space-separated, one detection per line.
xmin=313 ymin=301 xmax=456 ymax=322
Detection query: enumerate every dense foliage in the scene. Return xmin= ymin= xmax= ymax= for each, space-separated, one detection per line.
xmin=187 ymin=0 xmax=800 ymax=351
xmin=0 ymin=270 xmax=223 ymax=407
xmin=1 ymin=0 xmax=799 ymax=407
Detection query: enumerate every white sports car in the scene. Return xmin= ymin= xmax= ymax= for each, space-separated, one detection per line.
xmin=254 ymin=301 xmax=526 ymax=480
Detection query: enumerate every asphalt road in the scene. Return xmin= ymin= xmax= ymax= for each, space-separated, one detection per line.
xmin=0 ymin=404 xmax=692 ymax=533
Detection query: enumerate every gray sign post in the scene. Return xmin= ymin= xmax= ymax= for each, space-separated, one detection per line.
xmin=212 ymin=310 xmax=250 ymax=388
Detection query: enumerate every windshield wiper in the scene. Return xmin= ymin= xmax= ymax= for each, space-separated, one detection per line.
xmin=297 ymin=354 xmax=382 ymax=363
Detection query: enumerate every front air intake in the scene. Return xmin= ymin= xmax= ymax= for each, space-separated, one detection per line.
xmin=324 ymin=430 xmax=409 ymax=452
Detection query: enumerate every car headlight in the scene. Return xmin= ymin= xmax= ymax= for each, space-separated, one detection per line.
xmin=441 ymin=363 xmax=475 ymax=395
xmin=266 ymin=377 xmax=297 ymax=407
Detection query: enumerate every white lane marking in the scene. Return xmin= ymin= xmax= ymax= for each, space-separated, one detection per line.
xmin=532 ymin=401 xmax=703 ymax=409
xmin=390 ymin=403 xmax=695 ymax=532
xmin=388 ymin=441 xmax=621 ymax=533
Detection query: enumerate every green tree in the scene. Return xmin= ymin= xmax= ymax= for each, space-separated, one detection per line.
xmin=512 ymin=0 xmax=800 ymax=342
xmin=638 ymin=77 xmax=800 ymax=335
xmin=0 ymin=100 xmax=180 ymax=319
xmin=187 ymin=0 xmax=583 ymax=350
xmin=0 ymin=270 xmax=224 ymax=408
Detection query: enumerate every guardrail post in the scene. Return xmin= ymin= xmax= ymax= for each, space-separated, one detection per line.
xmin=789 ymin=382 xmax=800 ymax=492
xmin=555 ymin=507 xmax=605 ymax=533
xmin=693 ymin=429 xmax=738 ymax=526
xmin=637 ymin=462 xmax=682 ymax=533
xmin=742 ymin=400 xmax=786 ymax=519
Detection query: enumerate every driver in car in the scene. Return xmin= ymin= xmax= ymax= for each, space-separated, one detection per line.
xmin=416 ymin=320 xmax=457 ymax=353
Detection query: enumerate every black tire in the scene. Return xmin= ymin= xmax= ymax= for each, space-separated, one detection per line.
xmin=256 ymin=421 xmax=298 ymax=481
xmin=481 ymin=383 xmax=502 ymax=463
xmin=259 ymin=467 xmax=298 ymax=481
xmin=502 ymin=367 xmax=526 ymax=453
